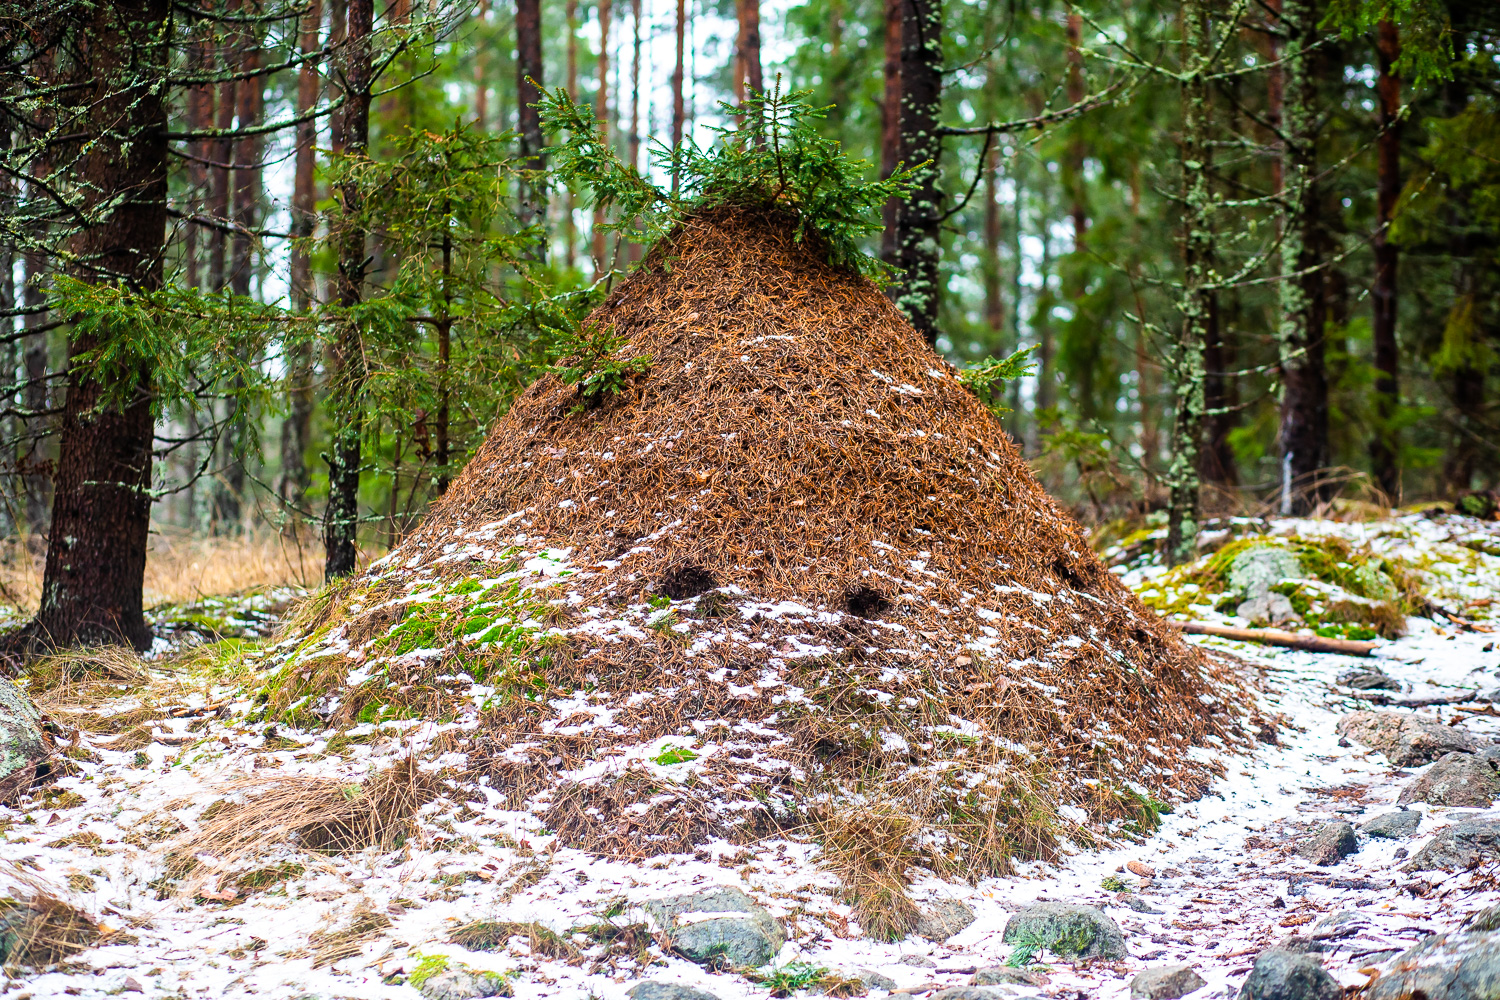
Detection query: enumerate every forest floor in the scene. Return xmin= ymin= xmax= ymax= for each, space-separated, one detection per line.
xmin=6 ymin=510 xmax=1500 ymax=1000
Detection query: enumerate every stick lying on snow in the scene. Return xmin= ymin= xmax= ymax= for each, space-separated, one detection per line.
xmin=1169 ymin=620 xmax=1379 ymax=656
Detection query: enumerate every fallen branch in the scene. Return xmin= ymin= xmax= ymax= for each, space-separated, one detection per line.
xmin=1169 ymin=621 xmax=1379 ymax=656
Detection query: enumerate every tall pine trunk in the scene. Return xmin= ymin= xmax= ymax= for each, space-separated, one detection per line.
xmin=591 ymin=0 xmax=612 ymax=276
xmin=1369 ymin=19 xmax=1401 ymax=502
xmin=1275 ymin=0 xmax=1329 ymax=515
xmin=474 ymin=0 xmax=488 ymax=129
xmin=516 ymin=0 xmax=545 ymax=256
xmin=208 ymin=9 xmax=236 ymax=293
xmin=564 ymin=0 xmax=578 ymax=264
xmin=982 ymin=141 xmax=1002 ymax=338
xmin=324 ymin=0 xmax=373 ymax=579
xmin=893 ymin=0 xmax=943 ymax=343
xmin=280 ymin=0 xmax=322 ymax=515
xmin=215 ymin=29 xmax=265 ymax=533
xmin=878 ymin=0 xmax=901 ymax=263
xmin=33 ymin=0 xmax=169 ymax=649
xmin=1165 ymin=0 xmax=1213 ymax=566
xmin=671 ymin=0 xmax=686 ymax=193
xmin=734 ymin=0 xmax=762 ymax=102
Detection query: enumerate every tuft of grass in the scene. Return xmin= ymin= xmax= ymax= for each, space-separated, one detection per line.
xmin=815 ymin=805 xmax=921 ymax=941
xmin=450 ymin=920 xmax=580 ymax=963
xmin=749 ymin=962 xmax=832 ymax=998
xmin=0 ymin=893 xmax=100 ymax=966
xmin=309 ymin=902 xmax=392 ymax=968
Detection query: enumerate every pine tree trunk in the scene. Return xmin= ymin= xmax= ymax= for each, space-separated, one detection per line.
xmin=215 ymin=32 xmax=264 ymax=534
xmin=1275 ymin=0 xmax=1329 ymax=515
xmin=209 ymin=8 xmax=237 ymax=293
xmin=324 ymin=0 xmax=373 ymax=579
xmin=1200 ymin=290 xmax=1237 ymax=487
xmin=671 ymin=0 xmax=686 ymax=194
xmin=473 ymin=0 xmax=488 ymax=130
xmin=626 ymin=0 xmax=643 ymax=260
xmin=280 ymin=0 xmax=322 ymax=515
xmin=21 ymin=250 xmax=50 ymax=536
xmin=734 ymin=0 xmax=762 ymax=102
xmin=564 ymin=0 xmax=578 ymax=265
xmin=982 ymin=141 xmax=1002 ymax=337
xmin=1369 ymin=19 xmax=1401 ymax=502
xmin=32 ymin=0 xmax=169 ymax=650
xmin=591 ymin=0 xmax=612 ymax=276
xmin=516 ymin=0 xmax=545 ymax=257
xmin=1165 ymin=0 xmax=1213 ymax=567
xmin=893 ymin=0 xmax=943 ymax=343
xmin=879 ymin=0 xmax=902 ymax=263
xmin=1064 ymin=11 xmax=1087 ymax=250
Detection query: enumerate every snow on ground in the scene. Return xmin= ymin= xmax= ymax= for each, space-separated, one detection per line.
xmin=6 ymin=514 xmax=1500 ymax=999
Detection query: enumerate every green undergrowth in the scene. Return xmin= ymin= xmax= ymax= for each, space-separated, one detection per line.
xmin=254 ymin=560 xmax=562 ymax=728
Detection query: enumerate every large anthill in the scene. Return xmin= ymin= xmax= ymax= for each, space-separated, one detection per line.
xmin=260 ymin=93 xmax=1250 ymax=929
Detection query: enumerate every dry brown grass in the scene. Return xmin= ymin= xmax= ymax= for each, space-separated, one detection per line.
xmin=164 ymin=758 xmax=438 ymax=894
xmin=0 ymin=867 xmax=100 ymax=967
xmin=309 ymin=901 xmax=392 ymax=967
xmin=814 ymin=805 xmax=922 ymax=941
xmin=0 ymin=527 xmax=323 ymax=615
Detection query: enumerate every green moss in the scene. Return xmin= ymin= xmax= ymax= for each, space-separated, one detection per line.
xmin=408 ymin=954 xmax=449 ymax=989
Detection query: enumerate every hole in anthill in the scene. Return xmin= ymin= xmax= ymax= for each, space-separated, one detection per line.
xmin=844 ymin=586 xmax=890 ymax=619
xmin=1053 ymin=557 xmax=1085 ymax=589
xmin=656 ymin=565 xmax=717 ymax=600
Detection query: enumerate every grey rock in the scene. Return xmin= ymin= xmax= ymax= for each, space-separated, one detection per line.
xmin=1228 ymin=546 xmax=1304 ymax=597
xmin=1403 ymin=818 xmax=1500 ymax=871
xmin=899 ymin=954 xmax=937 ymax=968
xmin=915 ymin=900 xmax=977 ymax=941
xmin=643 ymin=887 xmax=783 ymax=969
xmin=1399 ymin=752 xmax=1500 ymax=807
xmin=1116 ymin=894 xmax=1165 ymax=915
xmin=1470 ymin=904 xmax=1500 ymax=932
xmin=1237 ymin=592 xmax=1300 ymax=626
xmin=1295 ymin=822 xmax=1358 ymax=865
xmin=1002 ymin=902 xmax=1127 ymax=960
xmin=1367 ymin=926 xmax=1500 ymax=1000
xmin=1335 ymin=711 xmax=1481 ymax=766
xmin=1274 ymin=936 xmax=1327 ymax=955
xmin=972 ymin=968 xmax=1040 ymax=986
xmin=1130 ymin=965 xmax=1207 ymax=1000
xmin=1236 ymin=950 xmax=1341 ymax=1000
xmin=626 ymin=984 xmax=722 ymax=1000
xmin=1342 ymin=671 xmax=1401 ymax=692
xmin=417 ymin=969 xmax=510 ymax=1000
xmin=0 ymin=678 xmax=51 ymax=803
xmin=932 ymin=990 xmax=1006 ymax=1000
xmin=1361 ymin=809 xmax=1422 ymax=839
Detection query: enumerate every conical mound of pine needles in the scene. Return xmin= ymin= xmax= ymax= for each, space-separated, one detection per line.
xmin=263 ymin=206 xmax=1250 ymax=889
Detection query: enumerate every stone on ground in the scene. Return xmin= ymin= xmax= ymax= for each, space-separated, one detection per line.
xmin=0 ymin=678 xmax=51 ymax=803
xmin=1361 ymin=809 xmax=1422 ymax=839
xmin=1238 ymin=591 xmax=1299 ymax=625
xmin=1367 ymin=921 xmax=1500 ymax=1000
xmin=1131 ymin=964 xmax=1207 ymax=1000
xmin=915 ymin=900 xmax=977 ymax=941
xmin=416 ymin=968 xmax=510 ymax=1000
xmin=1335 ymin=711 xmax=1481 ymax=766
xmin=1295 ymin=822 xmax=1358 ymax=865
xmin=1398 ymin=751 xmax=1500 ymax=807
xmin=1228 ymin=547 xmax=1304 ymax=597
xmin=1403 ymin=819 xmax=1500 ymax=872
xmin=811 ymin=967 xmax=898 ymax=994
xmin=932 ymin=989 xmax=1007 ymax=1000
xmin=1001 ymin=902 xmax=1127 ymax=960
xmin=1236 ymin=950 xmax=1341 ymax=1000
xmin=1340 ymin=670 xmax=1401 ymax=692
xmin=643 ymin=887 xmax=783 ymax=968
xmin=972 ymin=967 xmax=1040 ymax=986
xmin=626 ymin=984 xmax=722 ymax=1000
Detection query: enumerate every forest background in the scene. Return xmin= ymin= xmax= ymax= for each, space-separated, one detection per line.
xmin=0 ymin=0 xmax=1495 ymax=649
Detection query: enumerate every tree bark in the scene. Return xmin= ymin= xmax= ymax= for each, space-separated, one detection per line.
xmin=982 ymin=141 xmax=1002 ymax=337
xmin=734 ymin=0 xmax=762 ymax=102
xmin=893 ymin=0 xmax=943 ymax=344
xmin=215 ymin=24 xmax=265 ymax=533
xmin=1200 ymin=288 xmax=1237 ymax=487
xmin=1165 ymin=0 xmax=1213 ymax=567
xmin=591 ymin=0 xmax=612 ymax=276
xmin=208 ymin=5 xmax=237 ymax=293
xmin=1369 ymin=19 xmax=1401 ymax=502
xmin=516 ymin=0 xmax=545 ymax=256
xmin=1064 ymin=11 xmax=1087 ymax=250
xmin=879 ymin=0 xmax=902 ymax=263
xmin=671 ymin=0 xmax=686 ymax=194
xmin=324 ymin=0 xmax=373 ymax=579
xmin=33 ymin=0 xmax=169 ymax=650
xmin=564 ymin=0 xmax=578 ymax=266
xmin=474 ymin=0 xmax=488 ymax=130
xmin=280 ymin=0 xmax=322 ymax=515
xmin=1275 ymin=0 xmax=1330 ymax=515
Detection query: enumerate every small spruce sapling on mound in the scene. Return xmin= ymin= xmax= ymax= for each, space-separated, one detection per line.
xmin=538 ymin=77 xmax=918 ymax=279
